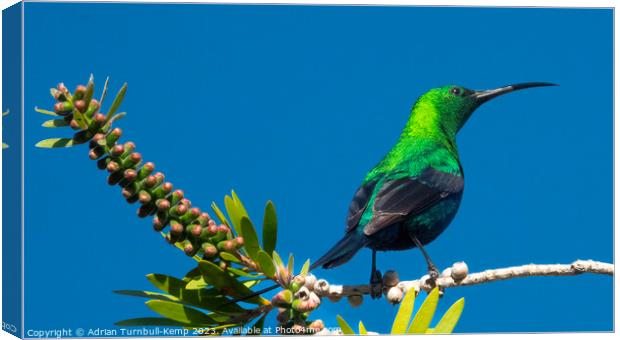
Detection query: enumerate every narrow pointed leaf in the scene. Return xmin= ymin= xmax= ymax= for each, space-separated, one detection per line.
xmin=185 ymin=277 xmax=207 ymax=290
xmin=145 ymin=300 xmax=217 ymax=326
xmin=42 ymin=119 xmax=69 ymax=128
xmin=84 ymin=74 xmax=95 ymax=105
xmin=262 ymin=200 xmax=277 ymax=255
xmin=115 ymin=317 xmax=189 ymax=327
xmin=99 ymin=77 xmax=110 ymax=104
xmin=256 ymin=250 xmax=276 ymax=278
xmin=198 ymin=261 xmax=267 ymax=305
xmin=211 ymin=201 xmax=230 ymax=227
xmin=287 ymin=253 xmax=294 ymax=274
xmin=240 ymin=217 xmax=260 ymax=260
xmin=220 ymin=252 xmax=241 ymax=263
xmin=359 ymin=321 xmax=367 ymax=335
xmin=227 ymin=267 xmax=262 ymax=278
xmin=2 ymin=143 xmax=8 ymax=149
xmin=336 ymin=315 xmax=355 ymax=335
xmin=114 ymin=290 xmax=179 ymax=302
xmin=432 ymin=298 xmax=465 ymax=334
xmin=146 ymin=274 xmax=186 ymax=296
xmin=35 ymin=107 xmax=58 ymax=116
xmin=105 ymin=82 xmax=127 ymax=124
xmin=272 ymin=251 xmax=284 ymax=268
xmin=224 ymin=195 xmax=242 ymax=236
xmin=391 ymin=288 xmax=416 ymax=334
xmin=300 ymin=259 xmax=311 ymax=277
xmin=408 ymin=288 xmax=439 ymax=334
xmin=3 ymin=110 xmax=9 ymax=116
xmin=35 ymin=138 xmax=76 ymax=148
xmin=105 ymin=112 xmax=126 ymax=128
xmin=231 ymin=191 xmax=250 ymax=221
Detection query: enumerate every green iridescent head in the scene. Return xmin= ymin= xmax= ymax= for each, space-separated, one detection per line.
xmin=410 ymin=82 xmax=557 ymax=138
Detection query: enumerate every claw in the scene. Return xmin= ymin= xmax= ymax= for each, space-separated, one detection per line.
xmin=370 ymin=269 xmax=382 ymax=299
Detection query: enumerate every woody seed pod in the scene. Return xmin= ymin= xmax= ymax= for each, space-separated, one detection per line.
xmin=347 ymin=295 xmax=363 ymax=307
xmin=383 ymin=270 xmax=399 ymax=287
xmin=386 ymin=287 xmax=403 ymax=304
xmin=451 ymin=261 xmax=468 ymax=281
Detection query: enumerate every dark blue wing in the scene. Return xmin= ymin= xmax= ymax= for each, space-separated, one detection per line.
xmin=362 ymin=167 xmax=464 ymax=236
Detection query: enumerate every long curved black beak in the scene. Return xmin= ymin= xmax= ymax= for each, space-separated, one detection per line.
xmin=473 ymin=82 xmax=558 ymax=105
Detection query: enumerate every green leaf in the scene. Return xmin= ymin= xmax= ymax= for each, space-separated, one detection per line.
xmin=99 ymin=77 xmax=110 ymax=104
xmin=231 ymin=191 xmax=250 ymax=222
xmin=262 ymin=201 xmax=277 ymax=256
xmin=147 ymin=274 xmax=187 ymax=297
xmin=146 ymin=300 xmax=217 ymax=326
xmin=287 ymin=253 xmax=294 ymax=274
xmin=146 ymin=273 xmax=247 ymax=315
xmin=72 ymin=107 xmax=88 ymax=130
xmin=185 ymin=277 xmax=207 ymax=290
xmin=105 ymin=82 xmax=127 ymax=124
xmin=408 ymin=288 xmax=439 ymax=334
xmin=198 ymin=261 xmax=267 ymax=305
xmin=240 ymin=217 xmax=260 ymax=260
xmin=256 ymin=250 xmax=276 ymax=278
xmin=3 ymin=110 xmax=9 ymax=117
xmin=336 ymin=315 xmax=355 ymax=335
xmin=224 ymin=195 xmax=242 ymax=236
xmin=220 ymin=252 xmax=241 ymax=263
xmin=114 ymin=290 xmax=179 ymax=303
xmin=105 ymin=111 xmax=126 ymax=127
xmin=272 ymin=251 xmax=284 ymax=268
xmin=211 ymin=202 xmax=230 ymax=227
xmin=84 ymin=74 xmax=95 ymax=105
xmin=35 ymin=107 xmax=58 ymax=116
xmin=42 ymin=119 xmax=69 ymax=128
xmin=359 ymin=321 xmax=367 ymax=335
xmin=35 ymin=138 xmax=76 ymax=148
xmin=300 ymin=259 xmax=311 ymax=277
xmin=182 ymin=266 xmax=202 ymax=282
xmin=2 ymin=143 xmax=7 ymax=149
xmin=115 ymin=317 xmax=189 ymax=327
xmin=432 ymin=298 xmax=465 ymax=334
xmin=227 ymin=267 xmax=262 ymax=278
xmin=391 ymin=287 xmax=416 ymax=334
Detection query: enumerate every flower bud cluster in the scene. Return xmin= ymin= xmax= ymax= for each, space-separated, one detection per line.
xmin=48 ymin=80 xmax=243 ymax=263
xmin=271 ymin=273 xmax=324 ymax=334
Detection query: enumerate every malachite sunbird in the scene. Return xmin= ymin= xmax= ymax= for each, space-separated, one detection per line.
xmin=227 ymin=82 xmax=556 ymax=303
xmin=311 ymin=82 xmax=556 ymax=297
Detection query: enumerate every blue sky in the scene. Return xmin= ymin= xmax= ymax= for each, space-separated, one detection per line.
xmin=22 ymin=3 xmax=612 ymax=334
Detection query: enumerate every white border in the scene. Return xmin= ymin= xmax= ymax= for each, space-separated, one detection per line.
xmin=0 ymin=1 xmax=616 ymax=340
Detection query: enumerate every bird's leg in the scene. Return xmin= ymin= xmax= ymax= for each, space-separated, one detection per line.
xmin=410 ymin=234 xmax=440 ymax=280
xmin=369 ymin=250 xmax=382 ymax=299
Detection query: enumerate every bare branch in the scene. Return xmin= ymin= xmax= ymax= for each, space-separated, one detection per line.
xmin=317 ymin=260 xmax=613 ymax=304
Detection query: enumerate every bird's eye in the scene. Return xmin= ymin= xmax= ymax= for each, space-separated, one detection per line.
xmin=450 ymin=87 xmax=462 ymax=96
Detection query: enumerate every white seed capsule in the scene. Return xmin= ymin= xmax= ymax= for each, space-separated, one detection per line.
xmin=382 ymin=270 xmax=399 ymax=287
xmin=304 ymin=274 xmax=317 ymax=290
xmin=386 ymin=286 xmax=403 ymax=304
xmin=309 ymin=292 xmax=322 ymax=306
xmin=295 ymin=286 xmax=311 ymax=301
xmin=451 ymin=261 xmax=469 ymax=281
xmin=347 ymin=295 xmax=363 ymax=307
xmin=441 ymin=267 xmax=452 ymax=278
xmin=314 ymin=279 xmax=330 ymax=294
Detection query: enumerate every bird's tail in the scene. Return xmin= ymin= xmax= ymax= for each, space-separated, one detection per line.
xmin=310 ymin=231 xmax=368 ymax=270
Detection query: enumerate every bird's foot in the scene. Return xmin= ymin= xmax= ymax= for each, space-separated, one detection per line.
xmin=425 ymin=265 xmax=440 ymax=288
xmin=370 ymin=269 xmax=383 ymax=299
